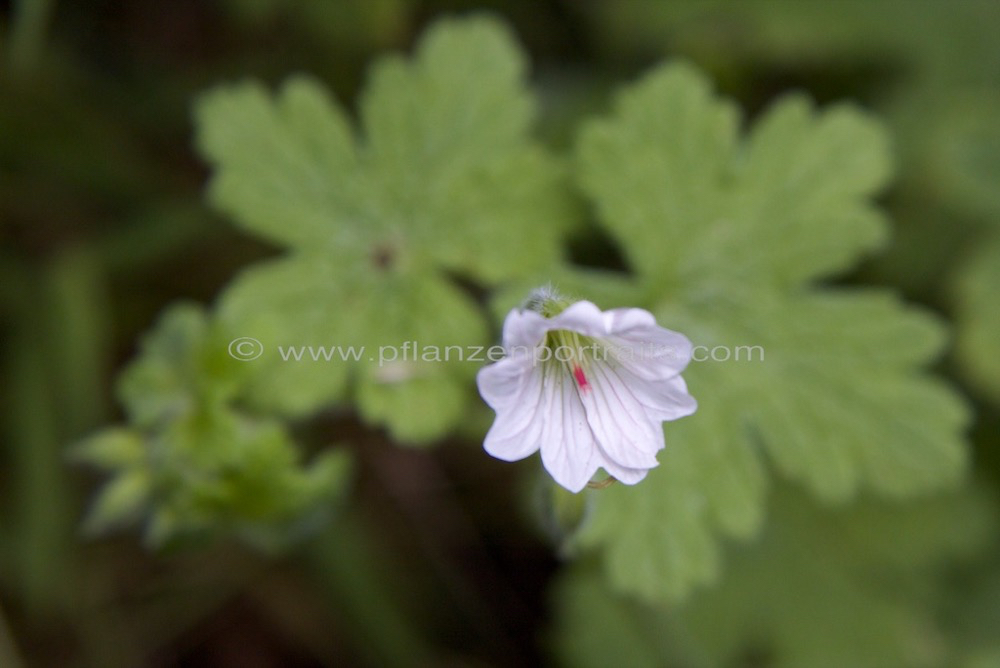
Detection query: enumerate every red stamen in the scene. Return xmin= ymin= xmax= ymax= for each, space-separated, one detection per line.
xmin=573 ymin=364 xmax=590 ymax=392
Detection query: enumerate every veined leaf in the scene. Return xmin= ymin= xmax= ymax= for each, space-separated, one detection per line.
xmin=195 ymin=16 xmax=571 ymax=439
xmin=570 ymin=63 xmax=968 ymax=601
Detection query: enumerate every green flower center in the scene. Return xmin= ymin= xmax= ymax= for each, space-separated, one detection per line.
xmin=544 ymin=329 xmax=598 ymax=392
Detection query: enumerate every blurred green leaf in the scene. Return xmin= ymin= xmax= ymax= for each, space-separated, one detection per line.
xmin=77 ymin=304 xmax=352 ymax=548
xmin=550 ymin=485 xmax=994 ymax=668
xmin=579 ymin=64 xmax=890 ymax=289
xmin=569 ymin=63 xmax=968 ymax=601
xmin=950 ymin=564 xmax=1000 ymax=668
xmin=82 ymin=468 xmax=151 ymax=534
xmin=873 ymin=90 xmax=1000 ymax=296
xmin=216 ymin=257 xmax=488 ymax=442
xmin=909 ymin=93 xmax=1000 ymax=222
xmin=195 ymin=15 xmax=571 ymax=441
xmin=221 ymin=0 xmax=411 ymax=50
xmin=71 ymin=428 xmax=145 ymax=471
xmin=955 ymin=236 xmax=1000 ymax=406
xmin=579 ymin=0 xmax=1000 ymax=303
xmin=584 ymin=0 xmax=1000 ymax=88
xmin=116 ymin=301 xmax=247 ymax=428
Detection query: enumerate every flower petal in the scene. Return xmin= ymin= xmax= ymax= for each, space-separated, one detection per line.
xmin=599 ymin=455 xmax=653 ymax=485
xmin=581 ymin=360 xmax=663 ymax=469
xmin=501 ymin=308 xmax=549 ymax=349
xmin=547 ymin=300 xmax=610 ymax=337
xmin=603 ymin=310 xmax=694 ymax=380
xmin=479 ymin=359 xmax=545 ymax=462
xmin=610 ymin=366 xmax=698 ymax=422
xmin=539 ymin=366 xmax=601 ymax=492
xmin=479 ymin=298 xmax=698 ymax=493
xmin=476 ymin=354 xmax=533 ymax=411
xmin=602 ymin=307 xmax=657 ymax=333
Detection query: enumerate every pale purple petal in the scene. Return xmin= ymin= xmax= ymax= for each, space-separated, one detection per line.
xmin=501 ymin=308 xmax=549 ymax=350
xmin=608 ymin=366 xmax=698 ymax=422
xmin=598 ymin=455 xmax=653 ymax=485
xmin=539 ymin=366 xmax=601 ymax=493
xmin=547 ymin=300 xmax=609 ymax=337
xmin=476 ymin=355 xmax=534 ymax=412
xmin=482 ymin=406 xmax=545 ymax=462
xmin=479 ymin=298 xmax=698 ymax=493
xmin=603 ymin=313 xmax=693 ymax=380
xmin=602 ymin=307 xmax=657 ymax=333
xmin=479 ymin=360 xmax=545 ymax=462
xmin=580 ymin=360 xmax=663 ymax=469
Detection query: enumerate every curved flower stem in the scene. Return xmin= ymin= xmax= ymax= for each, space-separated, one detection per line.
xmin=586 ymin=476 xmax=618 ymax=490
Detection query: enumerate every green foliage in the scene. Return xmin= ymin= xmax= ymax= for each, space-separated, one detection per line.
xmin=221 ymin=0 xmax=411 ymax=49
xmin=195 ymin=16 xmax=570 ymax=441
xmin=587 ymin=0 xmax=1000 ymax=80
xmin=909 ymin=93 xmax=1000 ymax=221
xmin=582 ymin=0 xmax=1000 ymax=300
xmin=955 ymin=238 xmax=1000 ymax=405
xmin=564 ymin=63 xmax=968 ymax=602
xmin=579 ymin=63 xmax=891 ymax=290
xmin=71 ymin=11 xmax=973 ymax=611
xmin=75 ymin=304 xmax=351 ymax=548
xmin=6 ymin=5 xmax=1000 ymax=667
xmin=949 ymin=564 xmax=1000 ymax=667
xmin=550 ymin=484 xmax=994 ymax=668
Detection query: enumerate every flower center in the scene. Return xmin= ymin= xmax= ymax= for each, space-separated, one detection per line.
xmin=545 ymin=329 xmax=596 ymax=394
xmin=370 ymin=242 xmax=395 ymax=270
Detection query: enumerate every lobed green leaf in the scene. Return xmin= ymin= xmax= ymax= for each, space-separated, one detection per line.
xmin=571 ymin=62 xmax=969 ymax=602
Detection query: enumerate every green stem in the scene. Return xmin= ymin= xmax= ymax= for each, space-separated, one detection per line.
xmin=1 ymin=248 xmax=108 ymax=617
xmin=46 ymin=247 xmax=112 ymax=435
xmin=4 ymin=272 xmax=71 ymax=614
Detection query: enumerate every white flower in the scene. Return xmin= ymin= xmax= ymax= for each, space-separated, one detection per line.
xmin=476 ymin=292 xmax=697 ymax=492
